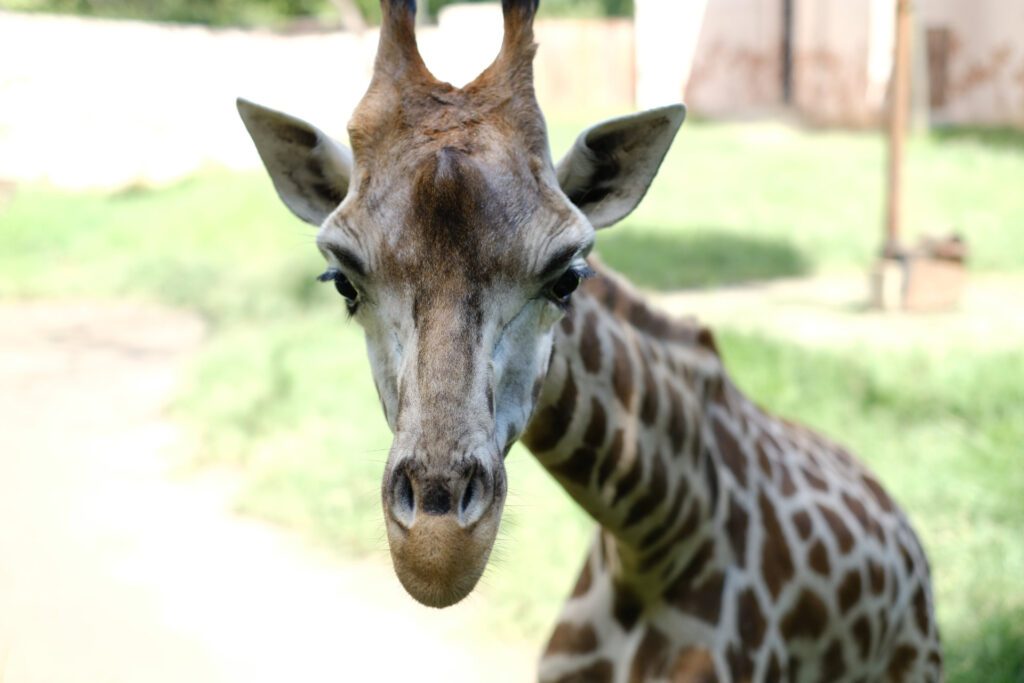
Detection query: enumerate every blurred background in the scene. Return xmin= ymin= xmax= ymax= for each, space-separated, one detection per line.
xmin=0 ymin=0 xmax=1022 ymax=681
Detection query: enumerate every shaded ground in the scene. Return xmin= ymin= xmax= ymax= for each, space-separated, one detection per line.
xmin=0 ymin=301 xmax=534 ymax=683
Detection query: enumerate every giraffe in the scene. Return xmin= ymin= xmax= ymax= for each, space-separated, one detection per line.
xmin=237 ymin=0 xmax=943 ymax=680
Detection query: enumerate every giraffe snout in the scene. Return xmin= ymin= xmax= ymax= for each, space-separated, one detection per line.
xmin=382 ymin=456 xmax=506 ymax=608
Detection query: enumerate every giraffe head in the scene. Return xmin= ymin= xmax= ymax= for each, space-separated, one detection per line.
xmin=238 ymin=0 xmax=684 ymax=607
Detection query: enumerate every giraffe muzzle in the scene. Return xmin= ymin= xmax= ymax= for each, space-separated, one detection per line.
xmin=383 ymin=457 xmax=506 ymax=607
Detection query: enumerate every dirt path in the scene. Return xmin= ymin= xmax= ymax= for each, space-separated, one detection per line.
xmin=0 ymin=301 xmax=536 ymax=683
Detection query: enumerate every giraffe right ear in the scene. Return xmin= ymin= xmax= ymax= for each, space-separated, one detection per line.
xmin=237 ymin=98 xmax=352 ymax=226
xmin=556 ymin=105 xmax=685 ymax=229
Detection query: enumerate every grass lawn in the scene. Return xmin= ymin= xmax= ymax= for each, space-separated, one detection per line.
xmin=2 ymin=120 xmax=1022 ymax=681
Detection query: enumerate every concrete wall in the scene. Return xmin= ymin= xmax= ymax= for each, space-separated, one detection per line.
xmin=685 ymin=0 xmax=783 ymax=116
xmin=791 ymin=0 xmax=893 ymax=127
xmin=0 ymin=8 xmax=634 ymax=189
xmin=920 ymin=0 xmax=1024 ymax=127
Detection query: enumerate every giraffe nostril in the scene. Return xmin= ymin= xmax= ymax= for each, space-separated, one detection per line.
xmin=460 ymin=476 xmax=476 ymax=515
xmin=392 ymin=467 xmax=416 ymax=524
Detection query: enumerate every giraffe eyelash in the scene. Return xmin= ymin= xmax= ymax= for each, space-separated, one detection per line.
xmin=318 ymin=267 xmax=361 ymax=315
xmin=545 ymin=264 xmax=595 ymax=310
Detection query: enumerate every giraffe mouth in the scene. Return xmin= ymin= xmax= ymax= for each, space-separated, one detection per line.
xmin=386 ymin=512 xmax=501 ymax=608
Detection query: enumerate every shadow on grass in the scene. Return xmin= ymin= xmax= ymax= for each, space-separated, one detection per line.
xmin=930 ymin=126 xmax=1024 ymax=155
xmin=945 ymin=607 xmax=1024 ymax=683
xmin=596 ymin=228 xmax=811 ymax=291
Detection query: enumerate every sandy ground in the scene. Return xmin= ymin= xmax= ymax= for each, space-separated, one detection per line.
xmin=0 ymin=301 xmax=536 ymax=683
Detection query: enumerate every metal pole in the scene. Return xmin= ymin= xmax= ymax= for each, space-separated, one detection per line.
xmin=884 ymin=0 xmax=912 ymax=257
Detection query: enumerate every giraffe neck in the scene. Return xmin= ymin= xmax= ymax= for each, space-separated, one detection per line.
xmin=522 ymin=262 xmax=732 ymax=589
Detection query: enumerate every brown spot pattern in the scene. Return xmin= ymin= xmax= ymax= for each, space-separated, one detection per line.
xmin=551 ymin=659 xmax=614 ymax=683
xmin=842 ymin=491 xmax=872 ymax=532
xmin=713 ymin=414 xmax=748 ymax=488
xmin=560 ymin=312 xmax=575 ymax=335
xmin=639 ymin=488 xmax=685 ymax=555
xmin=583 ymin=397 xmax=607 ymax=448
xmin=807 ymin=540 xmax=831 ymax=576
xmin=550 ymin=447 xmax=593 ymax=485
xmin=899 ymin=540 xmax=915 ymax=573
xmin=571 ymin=559 xmax=592 ymax=598
xmin=766 ymin=652 xmax=782 ymax=682
xmin=779 ymin=464 xmax=797 ymax=497
xmin=579 ymin=310 xmax=602 ymax=374
xmin=818 ymin=504 xmax=854 ymax=554
xmin=781 ymin=589 xmax=829 ymax=640
xmin=613 ymin=584 xmax=644 ymax=631
xmin=726 ymin=643 xmax=755 ymax=682
xmin=524 ymin=369 xmax=577 ymax=452
xmin=672 ymin=646 xmax=719 ymax=683
xmin=801 ymin=466 xmax=829 ymax=491
xmin=726 ymin=496 xmax=749 ymax=566
xmin=863 ymin=474 xmax=895 ymax=512
xmin=913 ymin=584 xmax=930 ymax=635
xmin=613 ymin=453 xmax=643 ymax=505
xmin=851 ymin=614 xmax=872 ymax=659
xmin=667 ymin=384 xmax=686 ymax=452
xmin=886 ymin=644 xmax=918 ymax=682
xmin=611 ymin=335 xmax=634 ymax=408
xmin=760 ymin=489 xmax=795 ymax=599
xmin=639 ymin=355 xmax=660 ymax=426
xmin=703 ymin=449 xmax=720 ymax=511
xmin=544 ymin=622 xmax=598 ymax=655
xmin=756 ymin=441 xmax=773 ymax=477
xmin=791 ymin=510 xmax=813 ymax=541
xmin=838 ymin=569 xmax=863 ymax=613
xmin=868 ymin=559 xmax=886 ymax=595
xmin=736 ymin=586 xmax=767 ymax=649
xmin=668 ymin=570 xmax=725 ymax=624
xmin=819 ymin=638 xmax=847 ymax=682
xmin=596 ymin=429 xmax=623 ymax=488
xmin=643 ymin=503 xmax=701 ymax=573
xmin=624 ymin=455 xmax=666 ymax=528
xmin=628 ymin=626 xmax=669 ymax=683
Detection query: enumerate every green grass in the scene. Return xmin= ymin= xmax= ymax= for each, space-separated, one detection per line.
xmin=1 ymin=120 xmax=1023 ymax=680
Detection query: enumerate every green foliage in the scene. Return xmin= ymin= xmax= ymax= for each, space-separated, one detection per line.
xmin=2 ymin=120 xmax=1023 ymax=677
xmin=1 ymin=0 xmax=331 ymax=26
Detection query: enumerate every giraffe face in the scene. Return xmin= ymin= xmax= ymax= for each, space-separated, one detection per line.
xmin=315 ymin=129 xmax=595 ymax=607
xmin=238 ymin=0 xmax=685 ymax=608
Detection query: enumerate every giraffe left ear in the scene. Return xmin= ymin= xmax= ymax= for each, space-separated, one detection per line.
xmin=237 ymin=98 xmax=352 ymax=226
xmin=555 ymin=104 xmax=685 ymax=229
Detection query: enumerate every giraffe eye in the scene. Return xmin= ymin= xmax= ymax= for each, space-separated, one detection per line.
xmin=547 ymin=269 xmax=583 ymax=306
xmin=317 ymin=268 xmax=359 ymax=302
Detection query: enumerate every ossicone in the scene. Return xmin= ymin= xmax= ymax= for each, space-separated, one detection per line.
xmin=374 ymin=0 xmax=432 ymax=83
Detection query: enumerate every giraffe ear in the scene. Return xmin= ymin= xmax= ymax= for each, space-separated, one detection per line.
xmin=555 ymin=105 xmax=685 ymax=229
xmin=237 ymin=98 xmax=352 ymax=226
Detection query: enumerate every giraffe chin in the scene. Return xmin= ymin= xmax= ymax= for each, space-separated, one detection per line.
xmin=386 ymin=513 xmax=500 ymax=608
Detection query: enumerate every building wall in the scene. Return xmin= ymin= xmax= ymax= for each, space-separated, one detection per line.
xmin=791 ymin=0 xmax=892 ymax=127
xmin=920 ymin=0 xmax=1024 ymax=127
xmin=635 ymin=0 xmax=1024 ymax=129
xmin=685 ymin=0 xmax=784 ymax=116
